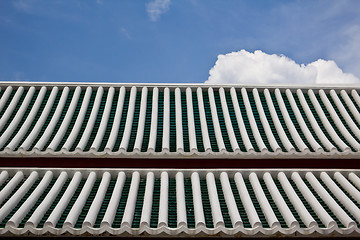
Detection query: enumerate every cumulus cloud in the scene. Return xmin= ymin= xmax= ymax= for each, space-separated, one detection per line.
xmin=206 ymin=50 xmax=359 ymax=85
xmin=146 ymin=0 xmax=171 ymax=22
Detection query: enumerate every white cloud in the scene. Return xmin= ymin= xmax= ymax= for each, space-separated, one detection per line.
xmin=330 ymin=25 xmax=360 ymax=78
xmin=206 ymin=50 xmax=359 ymax=85
xmin=12 ymin=0 xmax=81 ymax=21
xmin=146 ymin=0 xmax=171 ymax=22
xmin=12 ymin=0 xmax=35 ymax=13
xmin=120 ymin=27 xmax=131 ymax=40
xmin=96 ymin=0 xmax=103 ymax=5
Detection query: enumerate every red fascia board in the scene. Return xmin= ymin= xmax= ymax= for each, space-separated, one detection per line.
xmin=0 ymin=157 xmax=358 ymax=169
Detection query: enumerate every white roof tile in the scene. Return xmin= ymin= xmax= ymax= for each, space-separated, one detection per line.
xmin=0 ymin=168 xmax=359 ymax=237
xmin=0 ymin=83 xmax=359 ymax=158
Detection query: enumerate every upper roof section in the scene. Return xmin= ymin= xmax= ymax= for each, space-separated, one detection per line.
xmin=1 ymin=82 xmax=360 ymax=158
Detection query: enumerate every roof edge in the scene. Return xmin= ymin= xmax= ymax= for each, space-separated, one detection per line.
xmin=1 ymin=81 xmax=360 ymax=90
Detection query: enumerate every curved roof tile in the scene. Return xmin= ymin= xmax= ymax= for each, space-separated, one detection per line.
xmin=0 ymin=169 xmax=359 ymax=236
xmin=0 ymin=83 xmax=360 ymax=158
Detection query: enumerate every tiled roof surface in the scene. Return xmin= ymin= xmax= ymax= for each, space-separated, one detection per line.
xmin=1 ymin=83 xmax=360 ymax=158
xmin=0 ymin=169 xmax=359 ymax=236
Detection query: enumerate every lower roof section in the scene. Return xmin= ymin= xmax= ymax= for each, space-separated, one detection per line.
xmin=0 ymin=168 xmax=359 ymax=237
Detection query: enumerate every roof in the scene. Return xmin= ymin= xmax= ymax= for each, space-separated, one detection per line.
xmin=1 ymin=82 xmax=360 ymax=159
xmin=0 ymin=168 xmax=360 ymax=237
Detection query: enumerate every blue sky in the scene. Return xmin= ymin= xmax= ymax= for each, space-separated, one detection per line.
xmin=0 ymin=0 xmax=360 ymax=83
